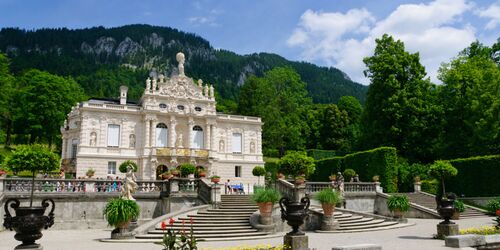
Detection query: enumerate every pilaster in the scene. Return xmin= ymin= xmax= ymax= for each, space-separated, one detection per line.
xmin=188 ymin=117 xmax=194 ymax=149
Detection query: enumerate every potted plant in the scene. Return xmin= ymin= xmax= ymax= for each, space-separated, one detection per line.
xmin=277 ymin=172 xmax=285 ymax=180
xmin=453 ymin=200 xmax=465 ymax=220
xmin=161 ymin=171 xmax=173 ymax=180
xmin=314 ymin=188 xmax=343 ymax=216
xmin=197 ymin=168 xmax=207 ymax=178
xmin=252 ymin=166 xmax=266 ymax=186
xmin=372 ymin=175 xmax=380 ymax=182
xmin=3 ymin=144 xmax=59 ymax=249
xmin=294 ymin=176 xmax=306 ymax=185
xmin=428 ymin=160 xmax=458 ymax=220
xmin=252 ymin=188 xmax=281 ymax=225
xmin=179 ymin=163 xmax=196 ymax=178
xmin=343 ymin=169 xmax=356 ymax=182
xmin=210 ymin=175 xmax=220 ymax=183
xmin=171 ymin=169 xmax=180 ymax=177
xmin=329 ymin=174 xmax=337 ymax=181
xmin=119 ymin=160 xmax=138 ymax=173
xmin=103 ymin=198 xmax=140 ymax=239
xmin=277 ymin=151 xmax=315 ymax=184
xmin=387 ymin=195 xmax=410 ymax=219
xmin=86 ymin=168 xmax=95 ymax=178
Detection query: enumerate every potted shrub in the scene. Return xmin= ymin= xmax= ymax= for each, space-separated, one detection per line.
xmin=197 ymin=168 xmax=207 ymax=178
xmin=119 ymin=160 xmax=138 ymax=173
xmin=252 ymin=166 xmax=266 ymax=185
xmin=343 ymin=169 xmax=356 ymax=182
xmin=210 ymin=175 xmax=220 ymax=183
xmin=372 ymin=175 xmax=380 ymax=182
xmin=252 ymin=188 xmax=281 ymax=225
xmin=329 ymin=174 xmax=337 ymax=181
xmin=277 ymin=151 xmax=315 ymax=183
xmin=428 ymin=160 xmax=457 ymax=196
xmin=179 ymin=163 xmax=196 ymax=178
xmin=277 ymin=172 xmax=285 ymax=180
xmin=294 ymin=176 xmax=306 ymax=185
xmin=387 ymin=195 xmax=410 ymax=219
xmin=171 ymin=169 xmax=180 ymax=177
xmin=314 ymin=188 xmax=343 ymax=216
xmin=2 ymin=144 xmax=59 ymax=249
xmin=161 ymin=171 xmax=172 ymax=180
xmin=103 ymin=198 xmax=140 ymax=239
xmin=453 ymin=200 xmax=465 ymax=220
xmin=86 ymin=168 xmax=95 ymax=178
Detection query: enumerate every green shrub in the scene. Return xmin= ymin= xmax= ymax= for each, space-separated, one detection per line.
xmin=387 ymin=195 xmax=410 ymax=212
xmin=264 ymin=160 xmax=279 ymax=180
xmin=314 ymin=188 xmax=343 ymax=205
xmin=486 ymin=198 xmax=500 ymax=214
xmin=252 ymin=188 xmax=281 ymax=204
xmin=252 ymin=166 xmax=266 ymax=177
xmin=179 ymin=164 xmax=196 ymax=177
xmin=421 ymin=179 xmax=439 ymax=194
xmin=277 ymin=151 xmax=315 ymax=178
xmin=103 ymin=198 xmax=140 ymax=227
xmin=310 ymin=147 xmax=398 ymax=193
xmin=454 ymin=200 xmax=465 ymax=213
xmin=263 ymin=148 xmax=280 ymax=158
xmin=398 ymin=161 xmax=430 ymax=192
xmin=428 ymin=160 xmax=457 ymax=194
xmin=447 ymin=155 xmax=500 ymax=197
xmin=119 ymin=160 xmax=138 ymax=173
xmin=343 ymin=169 xmax=356 ymax=181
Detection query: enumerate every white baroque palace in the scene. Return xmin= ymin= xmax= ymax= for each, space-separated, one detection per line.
xmin=61 ymin=52 xmax=264 ymax=184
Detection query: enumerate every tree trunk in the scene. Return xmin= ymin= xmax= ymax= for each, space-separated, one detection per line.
xmin=441 ymin=176 xmax=446 ymax=195
xmin=5 ymin=119 xmax=12 ymax=147
xmin=30 ymin=172 xmax=35 ymax=207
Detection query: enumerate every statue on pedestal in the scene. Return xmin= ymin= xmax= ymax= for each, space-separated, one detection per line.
xmin=176 ymin=52 xmax=185 ymax=76
xmin=121 ymin=165 xmax=138 ymax=201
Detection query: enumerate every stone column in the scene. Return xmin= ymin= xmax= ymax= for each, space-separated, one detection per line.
xmin=99 ymin=116 xmax=106 ymax=146
xmin=151 ymin=119 xmax=157 ymax=147
xmin=205 ymin=122 xmax=211 ymax=150
xmin=211 ymin=125 xmax=217 ymax=151
xmin=62 ymin=137 xmax=67 ymax=159
xmin=414 ymin=182 xmax=421 ymax=192
xmin=144 ymin=119 xmax=150 ymax=147
xmin=120 ymin=118 xmax=127 ymax=148
xmin=257 ymin=129 xmax=262 ymax=154
xmin=80 ymin=116 xmax=88 ymax=146
xmin=187 ymin=118 xmax=194 ymax=149
xmin=169 ymin=117 xmax=177 ymax=148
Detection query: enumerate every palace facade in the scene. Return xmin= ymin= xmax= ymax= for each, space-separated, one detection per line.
xmin=61 ymin=52 xmax=264 ymax=185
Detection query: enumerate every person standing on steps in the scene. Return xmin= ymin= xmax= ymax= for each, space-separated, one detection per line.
xmin=225 ymin=179 xmax=232 ymax=194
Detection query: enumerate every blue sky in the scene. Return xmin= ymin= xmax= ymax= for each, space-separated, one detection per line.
xmin=0 ymin=0 xmax=499 ymax=84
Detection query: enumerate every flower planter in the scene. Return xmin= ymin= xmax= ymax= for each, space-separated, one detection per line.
xmin=257 ymin=202 xmax=274 ymax=217
xmin=321 ymin=203 xmax=335 ymax=216
xmin=393 ymin=209 xmax=403 ymax=219
xmin=277 ymin=173 xmax=285 ymax=180
xmin=211 ymin=178 xmax=220 ymax=184
xmin=198 ymin=172 xmax=206 ymax=178
xmin=294 ymin=178 xmax=305 ymax=185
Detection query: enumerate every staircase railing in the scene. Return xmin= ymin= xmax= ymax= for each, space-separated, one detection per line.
xmin=198 ymin=179 xmax=212 ymax=204
xmin=275 ymin=179 xmax=295 ymax=200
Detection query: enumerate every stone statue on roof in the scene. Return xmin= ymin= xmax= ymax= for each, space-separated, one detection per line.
xmin=176 ymin=52 xmax=185 ymax=76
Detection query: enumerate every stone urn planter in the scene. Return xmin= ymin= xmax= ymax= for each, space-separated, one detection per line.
xmin=104 ymin=198 xmax=140 ymax=239
xmin=4 ymin=198 xmax=55 ymax=249
xmin=210 ymin=175 xmax=220 ymax=184
xmin=314 ymin=188 xmax=342 ymax=230
xmin=294 ymin=177 xmax=305 ymax=185
xmin=279 ymin=196 xmax=310 ymax=235
xmin=252 ymin=188 xmax=281 ymax=225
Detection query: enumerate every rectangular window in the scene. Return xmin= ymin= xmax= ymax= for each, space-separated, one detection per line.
xmin=71 ymin=139 xmax=78 ymax=159
xmin=235 ymin=166 xmax=242 ymax=177
xmin=232 ymin=133 xmax=242 ymax=153
xmin=108 ymin=162 xmax=117 ymax=175
xmin=107 ymin=124 xmax=120 ymax=147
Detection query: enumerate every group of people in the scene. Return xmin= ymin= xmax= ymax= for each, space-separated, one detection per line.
xmin=224 ymin=179 xmax=245 ymax=194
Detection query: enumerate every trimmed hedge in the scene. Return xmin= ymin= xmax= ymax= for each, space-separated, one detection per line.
xmin=310 ymin=147 xmax=398 ymax=193
xmin=264 ymin=161 xmax=279 ymax=180
xmin=306 ymin=149 xmax=337 ymax=160
xmin=447 ymin=155 xmax=500 ymax=197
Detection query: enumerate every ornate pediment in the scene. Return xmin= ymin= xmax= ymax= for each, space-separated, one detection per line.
xmin=158 ymin=75 xmax=205 ymax=100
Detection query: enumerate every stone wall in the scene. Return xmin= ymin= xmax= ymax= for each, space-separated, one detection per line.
xmin=374 ymin=193 xmax=439 ymax=219
xmin=0 ymin=192 xmax=202 ymax=230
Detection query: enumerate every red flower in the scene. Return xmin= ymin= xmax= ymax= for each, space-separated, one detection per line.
xmin=496 ymin=210 xmax=500 ymax=216
xmin=161 ymin=221 xmax=167 ymax=230
xmin=169 ymin=218 xmax=175 ymax=225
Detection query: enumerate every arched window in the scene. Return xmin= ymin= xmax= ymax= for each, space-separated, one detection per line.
xmin=156 ymin=123 xmax=168 ymax=147
xmin=191 ymin=125 xmax=204 ymax=149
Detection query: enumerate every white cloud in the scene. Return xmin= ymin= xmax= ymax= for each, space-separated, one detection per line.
xmin=477 ymin=1 xmax=500 ymax=30
xmin=288 ymin=0 xmax=478 ymax=84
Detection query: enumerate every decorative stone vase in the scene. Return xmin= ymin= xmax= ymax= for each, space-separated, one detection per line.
xmin=294 ymin=178 xmax=305 ymax=185
xmin=279 ymin=197 xmax=310 ymax=235
xmin=3 ymin=198 xmax=55 ymax=249
xmin=437 ymin=199 xmax=455 ymax=224
xmin=111 ymin=220 xmax=134 ymax=239
xmin=393 ymin=209 xmax=403 ymax=219
xmin=257 ymin=202 xmax=274 ymax=225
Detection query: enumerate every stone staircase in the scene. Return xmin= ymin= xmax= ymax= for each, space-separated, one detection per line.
xmin=135 ymin=194 xmax=269 ymax=241
xmin=402 ymin=192 xmax=489 ymax=218
xmin=308 ymin=207 xmax=401 ymax=232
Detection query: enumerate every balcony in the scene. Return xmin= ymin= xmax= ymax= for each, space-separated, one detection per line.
xmin=156 ymin=147 xmax=209 ymax=158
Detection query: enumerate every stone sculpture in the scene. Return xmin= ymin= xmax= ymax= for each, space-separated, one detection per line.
xmin=176 ymin=52 xmax=185 ymax=76
xmin=121 ymin=165 xmax=138 ymax=201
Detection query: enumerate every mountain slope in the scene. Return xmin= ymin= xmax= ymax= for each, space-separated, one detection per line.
xmin=0 ymin=24 xmax=367 ymax=103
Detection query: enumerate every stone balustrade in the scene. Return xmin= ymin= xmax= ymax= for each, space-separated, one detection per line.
xmin=1 ymin=177 xmax=166 ymax=194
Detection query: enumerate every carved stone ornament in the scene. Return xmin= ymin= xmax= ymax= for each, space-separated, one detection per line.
xmin=159 ymin=75 xmax=205 ymax=100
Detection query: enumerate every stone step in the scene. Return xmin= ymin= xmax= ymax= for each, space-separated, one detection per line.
xmin=178 ymin=217 xmax=249 ymax=222
xmin=136 ymin=231 xmax=268 ymax=239
xmin=217 ymin=206 xmax=258 ymax=210
xmin=338 ymin=221 xmax=398 ymax=230
xmin=172 ymin=220 xmax=249 ymax=225
xmin=203 ymin=210 xmax=256 ymax=214
xmin=156 ymin=225 xmax=253 ymax=230
xmin=338 ymin=217 xmax=374 ymax=225
xmin=148 ymin=228 xmax=259 ymax=234
xmin=340 ymin=219 xmax=386 ymax=227
xmin=187 ymin=214 xmax=251 ymax=218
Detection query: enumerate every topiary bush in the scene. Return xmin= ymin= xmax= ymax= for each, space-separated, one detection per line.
xmin=310 ymin=147 xmax=398 ymax=192
xmin=428 ymin=160 xmax=457 ymax=195
xmin=119 ymin=160 xmax=138 ymax=173
xmin=447 ymin=155 xmax=500 ymax=197
xmin=277 ymin=151 xmax=315 ymax=178
xmin=179 ymin=163 xmax=196 ymax=177
xmin=343 ymin=169 xmax=356 ymax=181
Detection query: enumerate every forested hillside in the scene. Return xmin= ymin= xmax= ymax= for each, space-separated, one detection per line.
xmin=0 ymin=24 xmax=367 ymax=104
